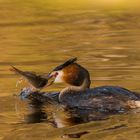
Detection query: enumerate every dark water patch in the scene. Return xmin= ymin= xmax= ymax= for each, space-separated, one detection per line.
xmin=101 ymin=124 xmax=127 ymax=131
xmin=62 ymin=131 xmax=89 ymax=138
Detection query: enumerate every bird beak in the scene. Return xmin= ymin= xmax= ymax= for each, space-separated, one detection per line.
xmin=45 ymin=80 xmax=54 ymax=87
xmin=45 ymin=71 xmax=58 ymax=87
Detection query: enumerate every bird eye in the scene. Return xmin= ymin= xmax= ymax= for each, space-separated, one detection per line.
xmin=49 ymin=71 xmax=59 ymax=78
xmin=55 ymin=72 xmax=58 ymax=76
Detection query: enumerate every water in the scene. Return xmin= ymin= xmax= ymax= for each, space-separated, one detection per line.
xmin=0 ymin=0 xmax=140 ymax=139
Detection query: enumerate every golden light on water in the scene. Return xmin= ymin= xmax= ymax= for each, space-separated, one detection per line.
xmin=35 ymin=0 xmax=140 ymax=10
xmin=0 ymin=0 xmax=140 ymax=140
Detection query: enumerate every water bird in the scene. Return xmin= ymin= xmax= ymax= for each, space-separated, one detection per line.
xmin=47 ymin=58 xmax=140 ymax=111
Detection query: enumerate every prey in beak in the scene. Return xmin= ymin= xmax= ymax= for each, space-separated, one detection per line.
xmin=10 ymin=66 xmax=51 ymax=90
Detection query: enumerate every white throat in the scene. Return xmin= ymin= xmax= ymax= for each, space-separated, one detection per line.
xmin=54 ymin=70 xmax=64 ymax=83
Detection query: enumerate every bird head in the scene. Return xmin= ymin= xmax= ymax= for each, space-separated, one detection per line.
xmin=47 ymin=58 xmax=90 ymax=88
xmin=47 ymin=57 xmax=77 ymax=84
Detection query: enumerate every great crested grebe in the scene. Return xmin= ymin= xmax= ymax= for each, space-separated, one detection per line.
xmin=47 ymin=58 xmax=140 ymax=111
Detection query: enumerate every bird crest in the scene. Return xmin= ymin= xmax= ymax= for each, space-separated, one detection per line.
xmin=53 ymin=57 xmax=77 ymax=71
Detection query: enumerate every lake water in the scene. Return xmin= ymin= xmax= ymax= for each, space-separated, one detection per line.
xmin=0 ymin=0 xmax=140 ymax=139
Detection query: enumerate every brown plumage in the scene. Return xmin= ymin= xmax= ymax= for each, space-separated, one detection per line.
xmin=62 ymin=63 xmax=91 ymax=88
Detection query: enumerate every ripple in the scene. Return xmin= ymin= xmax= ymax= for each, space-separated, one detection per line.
xmin=102 ymin=54 xmax=128 ymax=58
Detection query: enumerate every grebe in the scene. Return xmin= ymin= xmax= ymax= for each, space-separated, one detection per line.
xmin=47 ymin=58 xmax=140 ymax=111
xmin=14 ymin=58 xmax=140 ymax=112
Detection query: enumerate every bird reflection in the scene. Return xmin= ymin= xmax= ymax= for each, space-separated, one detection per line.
xmin=24 ymin=98 xmax=109 ymax=126
xmin=25 ymin=100 xmax=48 ymax=124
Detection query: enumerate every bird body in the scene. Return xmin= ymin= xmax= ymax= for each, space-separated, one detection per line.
xmin=47 ymin=58 xmax=140 ymax=110
xmin=19 ymin=85 xmax=140 ymax=112
xmin=59 ymin=86 xmax=140 ymax=110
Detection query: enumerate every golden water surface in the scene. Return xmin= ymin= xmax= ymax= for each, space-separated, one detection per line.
xmin=0 ymin=0 xmax=140 ymax=140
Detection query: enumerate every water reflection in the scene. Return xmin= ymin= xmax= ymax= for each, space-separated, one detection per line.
xmin=24 ymin=96 xmax=119 ymax=127
xmin=25 ymin=101 xmax=47 ymax=124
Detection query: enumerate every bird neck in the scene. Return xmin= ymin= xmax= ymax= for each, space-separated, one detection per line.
xmin=60 ymin=74 xmax=90 ymax=94
xmin=59 ymin=76 xmax=90 ymax=103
